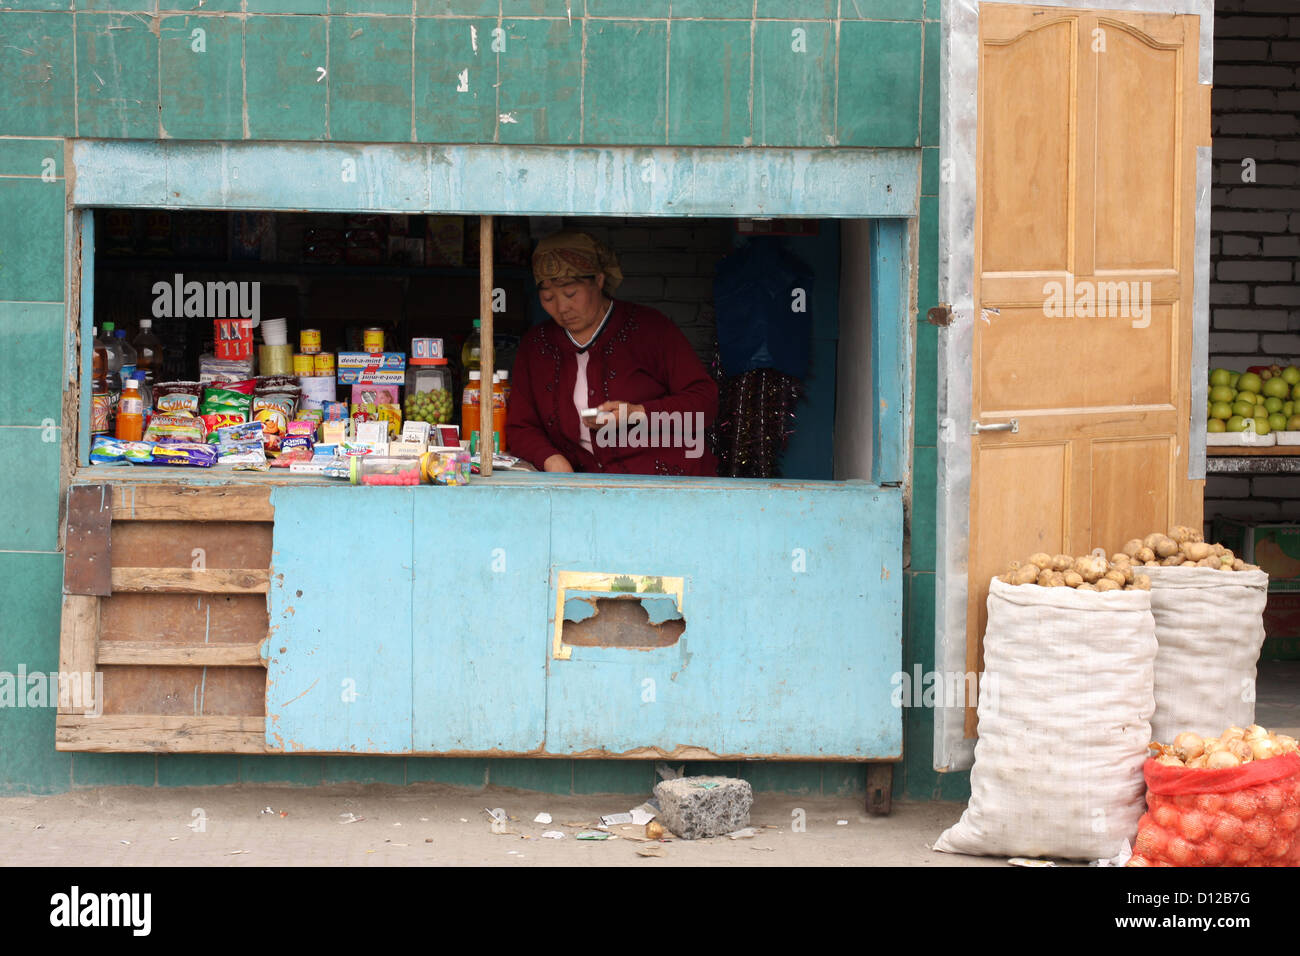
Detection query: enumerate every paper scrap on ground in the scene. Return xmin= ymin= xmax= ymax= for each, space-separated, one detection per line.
xmin=727 ymin=827 xmax=757 ymax=839
xmin=576 ymin=831 xmax=613 ymax=840
xmin=542 ymin=830 xmax=565 ymax=839
xmin=629 ymin=807 xmax=656 ymax=825
xmin=534 ymin=812 xmax=552 ymax=824
xmin=600 ymin=812 xmax=633 ymax=826
xmin=636 ymin=844 xmax=665 ymax=857
xmin=1008 ymin=858 xmax=1058 ymax=868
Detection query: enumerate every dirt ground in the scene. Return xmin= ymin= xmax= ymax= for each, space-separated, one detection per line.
xmin=0 ymin=785 xmax=1007 ymax=867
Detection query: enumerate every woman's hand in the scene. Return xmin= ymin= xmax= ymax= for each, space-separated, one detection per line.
xmin=594 ymin=400 xmax=646 ymax=424
xmin=543 ymin=454 xmax=574 ymax=472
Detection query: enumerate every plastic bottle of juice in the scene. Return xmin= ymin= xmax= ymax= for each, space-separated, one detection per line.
xmin=497 ymin=369 xmax=511 ymax=404
xmin=91 ymin=326 xmax=111 ymax=435
xmin=101 ymin=321 xmax=122 ymax=395
xmin=115 ymin=378 xmax=145 ymax=441
xmin=491 ymin=372 xmax=507 ymax=455
xmin=133 ymin=319 xmax=162 ymax=387
xmin=461 ymin=370 xmax=481 ymax=449
xmin=460 ymin=319 xmax=482 ymax=372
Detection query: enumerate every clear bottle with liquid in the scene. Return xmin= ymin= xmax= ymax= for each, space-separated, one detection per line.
xmin=460 ymin=319 xmax=482 ymax=372
xmin=114 ymin=328 xmax=138 ymax=386
xmin=133 ymin=319 xmax=162 ymax=387
xmin=91 ymin=326 xmax=111 ymax=435
xmin=100 ymin=321 xmax=122 ymax=395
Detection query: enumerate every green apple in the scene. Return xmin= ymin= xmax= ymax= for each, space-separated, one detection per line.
xmin=1256 ymin=406 xmax=1270 ymax=419
xmin=1264 ymin=377 xmax=1291 ymax=399
xmin=1210 ymin=368 xmax=1233 ymax=387
xmin=1256 ymin=418 xmax=1272 ymax=435
xmin=1266 ymin=396 xmax=1284 ymax=413
xmin=1256 ymin=392 xmax=1268 ymax=405
xmin=1210 ymin=401 xmax=1233 ymax=420
xmin=1284 ymin=366 xmax=1300 ymax=386
xmin=1227 ymin=415 xmax=1248 ymax=432
xmin=1289 ymin=415 xmax=1300 ymax=431
xmin=1233 ymin=400 xmax=1256 ymax=418
xmin=1239 ymin=372 xmax=1263 ymax=394
xmin=1230 ymin=372 xmax=1242 ymax=388
xmin=1269 ymin=412 xmax=1288 ymax=431
xmin=1208 ymin=418 xmax=1227 ymax=433
xmin=1286 ymin=401 xmax=1295 ymax=416
xmin=1210 ymin=385 xmax=1236 ymax=403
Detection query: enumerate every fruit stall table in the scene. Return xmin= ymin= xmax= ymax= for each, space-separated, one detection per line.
xmin=1206 ymin=448 xmax=1300 ymax=474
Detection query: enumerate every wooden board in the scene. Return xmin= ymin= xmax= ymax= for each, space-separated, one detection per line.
xmin=99 ymin=593 xmax=269 ymax=646
xmin=110 ymin=567 xmax=271 ymax=594
xmin=96 ymin=642 xmax=264 ymax=667
xmin=1207 ymin=446 xmax=1300 ymax=457
xmin=57 ymin=595 xmax=100 ymax=716
xmin=966 ymin=5 xmax=1207 ymax=735
xmin=111 ymin=521 xmax=273 ymax=569
xmin=100 ymin=666 xmax=266 ymax=717
xmin=63 ymin=484 xmax=113 ymax=596
xmin=56 ymin=715 xmax=268 ymax=753
xmin=109 ymin=483 xmax=274 ymax=522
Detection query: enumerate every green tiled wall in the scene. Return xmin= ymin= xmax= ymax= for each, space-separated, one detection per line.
xmin=0 ymin=1 xmax=962 ymax=802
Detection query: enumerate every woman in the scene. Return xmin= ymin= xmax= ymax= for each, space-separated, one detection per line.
xmin=507 ymin=231 xmax=718 ymax=475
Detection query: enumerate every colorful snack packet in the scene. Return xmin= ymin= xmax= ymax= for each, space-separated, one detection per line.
xmin=123 ymin=442 xmax=154 ymax=463
xmin=153 ymin=381 xmax=203 ymax=415
xmin=199 ymin=387 xmax=253 ymax=419
xmin=146 ymin=442 xmax=217 ymax=467
xmin=90 ymin=436 xmax=128 ymax=464
xmin=201 ymin=412 xmax=246 ymax=436
xmin=143 ymin=415 xmax=208 ymax=444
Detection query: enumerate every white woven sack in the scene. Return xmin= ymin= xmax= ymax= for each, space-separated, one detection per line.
xmin=1142 ymin=566 xmax=1268 ymax=743
xmin=934 ymin=577 xmax=1156 ymax=860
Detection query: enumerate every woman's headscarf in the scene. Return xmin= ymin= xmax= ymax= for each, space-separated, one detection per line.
xmin=532 ymin=231 xmax=623 ymax=293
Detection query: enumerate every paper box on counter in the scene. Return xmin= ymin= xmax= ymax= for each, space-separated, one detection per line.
xmin=319 ymin=420 xmax=350 ymax=445
xmin=389 ymin=439 xmax=428 ymax=458
xmin=337 ymin=352 xmax=405 ymax=370
xmin=411 ymin=338 xmax=444 ymax=360
xmin=401 ymin=421 xmax=432 ymax=444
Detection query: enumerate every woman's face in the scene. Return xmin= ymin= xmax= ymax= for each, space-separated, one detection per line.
xmin=539 ymin=276 xmax=606 ymax=338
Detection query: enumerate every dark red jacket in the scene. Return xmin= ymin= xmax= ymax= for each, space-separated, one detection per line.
xmin=507 ymin=300 xmax=719 ymax=475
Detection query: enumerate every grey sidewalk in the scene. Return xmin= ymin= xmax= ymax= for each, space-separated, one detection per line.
xmin=0 ymin=784 xmax=1001 ymax=867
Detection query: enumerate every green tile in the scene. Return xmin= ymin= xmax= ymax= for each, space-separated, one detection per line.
xmin=75 ymin=1 xmax=157 ymax=10
xmin=248 ymin=0 xmax=325 ymax=11
xmin=73 ymin=754 xmax=157 ymax=786
xmin=921 ymin=145 xmax=938 ymax=196
xmin=753 ymin=20 xmax=834 ymax=148
xmin=0 ymin=302 xmax=65 ymax=428
xmin=239 ymin=754 xmax=324 ymax=784
xmin=838 ymin=20 xmax=921 ymax=146
xmin=498 ymin=0 xmax=570 ymax=15
xmin=672 ymin=0 xmax=751 ymax=15
xmin=497 ymin=19 xmax=582 ymax=145
xmin=406 ymin=757 xmax=489 ymax=788
xmin=414 ymin=18 xmax=498 ymax=144
xmin=572 ymin=760 xmax=655 ymax=795
xmin=914 ymin=323 xmax=937 ymax=446
xmin=330 ymin=16 xmax=414 ymax=143
xmin=0 ymin=427 xmax=62 ymax=551
xmin=418 ymin=0 xmax=499 ymax=13
xmin=588 ymin=0 xmax=669 ymax=16
xmin=7 ymin=1 xmax=74 ymax=10
xmin=925 ymin=0 xmax=937 ymax=19
xmin=842 ymin=0 xmax=924 ymax=18
xmin=487 ymin=758 xmax=572 ymax=793
xmin=246 ymin=15 xmax=328 ymax=140
xmin=583 ymin=20 xmax=667 ymax=145
xmin=323 ymin=755 xmax=407 ymax=784
xmin=0 ymin=139 xmax=62 ymax=176
xmin=901 ymin=571 xmax=941 ymax=797
xmin=757 ymin=0 xmax=834 ymax=17
xmin=0 ymin=13 xmax=76 ymax=136
xmin=76 ymin=12 xmax=160 ymax=139
xmin=668 ymin=20 xmax=750 ymax=146
xmin=157 ymin=754 xmax=242 ymax=786
xmin=159 ymin=15 xmax=244 ymax=140
xmin=161 ymin=0 xmax=241 ymax=10
xmin=937 ymin=769 xmax=971 ymax=802
xmin=910 ymin=447 xmax=936 ymax=572
xmin=334 ymin=0 xmax=408 ymax=12
xmin=0 ymin=552 xmax=72 ymax=795
xmin=918 ymin=193 xmax=937 ymax=314
xmin=738 ymin=761 xmax=822 ymax=795
xmin=680 ymin=761 xmax=739 ymax=779
xmin=921 ymin=19 xmax=939 ymax=146
xmin=0 ymin=178 xmax=66 ymax=302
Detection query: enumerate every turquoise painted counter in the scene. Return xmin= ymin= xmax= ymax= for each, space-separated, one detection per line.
xmin=265 ymin=474 xmax=902 ymax=761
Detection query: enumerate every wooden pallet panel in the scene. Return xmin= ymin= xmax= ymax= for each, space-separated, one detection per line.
xmin=100 ymin=666 xmax=266 ymax=717
xmin=110 ymin=567 xmax=270 ymax=594
xmin=56 ymin=715 xmax=268 ymax=753
xmin=109 ymin=483 xmax=274 ymax=522
xmin=111 ymin=521 xmax=273 ymax=569
xmin=99 ymin=593 xmax=269 ymax=646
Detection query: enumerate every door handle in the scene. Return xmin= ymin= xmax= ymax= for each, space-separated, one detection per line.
xmin=970 ymin=419 xmax=1018 ymax=434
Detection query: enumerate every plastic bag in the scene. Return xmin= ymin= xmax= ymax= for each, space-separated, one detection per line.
xmin=1143 ymin=566 xmax=1269 ymax=743
xmin=1128 ymin=752 xmax=1300 ymax=866
xmin=934 ymin=578 xmax=1157 ymax=860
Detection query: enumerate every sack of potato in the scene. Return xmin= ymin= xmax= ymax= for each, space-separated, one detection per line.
xmin=934 ymin=575 xmax=1156 ymax=860
xmin=1129 ymin=725 xmax=1300 ymax=867
xmin=995 ymin=549 xmax=1152 ymax=592
xmin=1122 ymin=528 xmax=1269 ymax=744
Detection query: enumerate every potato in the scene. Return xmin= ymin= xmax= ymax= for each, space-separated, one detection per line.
xmin=1182 ymin=541 xmax=1211 ymax=561
xmin=1036 ymin=568 xmax=1054 ymax=586
xmin=1137 ymin=547 xmax=1156 ymax=563
xmin=1014 ymin=565 xmax=1040 ymax=585
xmin=1211 ymin=543 xmax=1225 ymax=557
xmin=1045 ymin=572 xmax=1067 ymax=587
xmin=1095 ymin=578 xmax=1121 ymax=592
xmin=1169 ymin=526 xmax=1195 ymax=544
xmin=1155 ymin=537 xmax=1180 ymax=558
xmin=1027 ymin=552 xmax=1053 ymax=570
xmin=1051 ymin=553 xmax=1073 ymax=572
xmin=1110 ymin=553 xmax=1132 ymax=566
xmin=1232 ymin=558 xmax=1246 ymax=571
xmin=1077 ymin=582 xmax=1098 ymax=591
xmin=1161 ymin=555 xmax=1184 ymax=566
xmin=1063 ymin=570 xmax=1083 ymax=588
xmin=1221 ymin=549 xmax=1235 ymax=563
xmin=1121 ymin=538 xmax=1144 ymax=558
xmin=1075 ymin=555 xmax=1107 ymax=583
xmin=1132 ymin=575 xmax=1151 ymax=590
xmin=1143 ymin=533 xmax=1163 ymax=551
xmin=1104 ymin=569 xmax=1127 ymax=586
xmin=1197 ymin=556 xmax=1219 ymax=569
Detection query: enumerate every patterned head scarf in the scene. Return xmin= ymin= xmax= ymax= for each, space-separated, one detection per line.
xmin=532 ymin=231 xmax=623 ymax=294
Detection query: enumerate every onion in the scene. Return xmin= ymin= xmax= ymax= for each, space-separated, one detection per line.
xmin=1227 ymin=739 xmax=1253 ymax=762
xmin=1249 ymin=738 xmax=1280 ymax=760
xmin=1174 ymin=732 xmax=1205 ymax=760
xmin=1207 ymin=750 xmax=1241 ymax=769
xmin=1274 ymin=735 xmax=1298 ymax=753
xmin=1223 ymin=725 xmax=1245 ymax=741
xmin=1156 ymin=754 xmax=1185 ymax=767
xmin=1246 ymin=724 xmax=1269 ymax=740
xmin=1186 ymin=755 xmax=1209 ymax=769
xmin=1202 ymin=737 xmax=1224 ymax=755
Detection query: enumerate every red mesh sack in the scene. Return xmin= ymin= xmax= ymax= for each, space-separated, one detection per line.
xmin=1127 ymin=752 xmax=1300 ymax=867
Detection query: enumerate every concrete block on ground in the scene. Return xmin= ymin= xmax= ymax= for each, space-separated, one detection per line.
xmin=653 ymin=775 xmax=753 ymax=839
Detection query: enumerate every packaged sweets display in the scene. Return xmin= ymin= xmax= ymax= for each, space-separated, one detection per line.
xmin=146 ymin=442 xmax=217 ymax=468
xmin=144 ymin=415 xmax=208 ymax=444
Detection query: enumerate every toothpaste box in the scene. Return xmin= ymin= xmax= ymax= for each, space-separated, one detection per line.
xmin=337 ymin=351 xmax=406 ymax=386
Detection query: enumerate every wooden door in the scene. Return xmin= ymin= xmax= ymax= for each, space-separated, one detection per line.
xmin=967 ymin=5 xmax=1209 ymax=733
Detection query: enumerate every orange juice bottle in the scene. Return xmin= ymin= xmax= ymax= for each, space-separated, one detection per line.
xmin=115 ymin=378 xmax=144 ymax=441
xmin=460 ymin=370 xmax=481 ymax=447
xmin=491 ymin=372 xmax=507 ymax=454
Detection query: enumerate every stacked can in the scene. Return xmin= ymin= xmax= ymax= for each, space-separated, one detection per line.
xmin=363 ymin=327 xmax=385 ymax=354
xmin=313 ymin=352 xmax=335 ymax=376
xmin=300 ymin=329 xmax=321 ymax=353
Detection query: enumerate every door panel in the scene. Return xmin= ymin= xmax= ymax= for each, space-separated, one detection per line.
xmin=966 ymin=5 xmax=1207 ymax=730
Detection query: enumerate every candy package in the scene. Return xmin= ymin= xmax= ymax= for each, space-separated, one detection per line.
xmin=287 ymin=420 xmax=317 ymax=438
xmin=211 ymin=421 xmax=265 ymax=447
xmin=295 ymin=408 xmax=324 ymax=425
xmin=146 ymin=442 xmax=217 ymax=468
xmin=200 ymin=386 xmax=253 ymax=419
xmin=423 ymin=448 xmax=472 ymax=486
xmin=201 ymin=412 xmax=246 ymax=436
xmin=153 ymin=381 xmax=202 ymax=416
xmin=144 ymin=415 xmax=208 ymax=444
xmin=252 ymin=393 xmax=296 ymax=452
xmin=351 ymin=402 xmax=402 ymax=439
xmin=123 ymin=442 xmax=154 ymax=464
xmin=321 ymin=401 xmax=349 ymax=421
xmin=90 ymin=436 xmax=128 ymax=464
